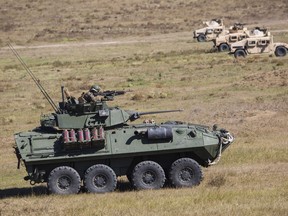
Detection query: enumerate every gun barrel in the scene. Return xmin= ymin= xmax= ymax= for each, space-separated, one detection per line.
xmin=101 ymin=90 xmax=131 ymax=96
xmin=138 ymin=109 xmax=183 ymax=116
xmin=129 ymin=109 xmax=183 ymax=121
xmin=98 ymin=90 xmax=132 ymax=101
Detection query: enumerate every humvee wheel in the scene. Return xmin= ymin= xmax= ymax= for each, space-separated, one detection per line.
xmin=84 ymin=164 xmax=117 ymax=193
xmin=218 ymin=43 xmax=230 ymax=52
xmin=197 ymin=34 xmax=206 ymax=42
xmin=48 ymin=166 xmax=81 ymax=195
xmin=275 ymin=46 xmax=287 ymax=57
xmin=234 ymin=49 xmax=246 ymax=58
xmin=169 ymin=158 xmax=203 ymax=188
xmin=132 ymin=161 xmax=166 ymax=190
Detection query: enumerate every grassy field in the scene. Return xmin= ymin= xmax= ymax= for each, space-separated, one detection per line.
xmin=1 ymin=0 xmax=288 ymax=215
xmin=1 ymin=0 xmax=288 ymax=45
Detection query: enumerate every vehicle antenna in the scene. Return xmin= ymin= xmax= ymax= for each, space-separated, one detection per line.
xmin=7 ymin=41 xmax=60 ymax=113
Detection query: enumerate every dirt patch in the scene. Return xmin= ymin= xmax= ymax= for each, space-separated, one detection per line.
xmin=240 ymin=69 xmax=288 ymax=88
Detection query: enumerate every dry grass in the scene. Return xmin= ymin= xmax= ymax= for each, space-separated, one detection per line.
xmin=1 ymin=37 xmax=287 ymax=215
xmin=0 ymin=163 xmax=287 ymax=216
xmin=0 ymin=0 xmax=288 ymax=45
xmin=0 ymin=1 xmax=288 ymax=215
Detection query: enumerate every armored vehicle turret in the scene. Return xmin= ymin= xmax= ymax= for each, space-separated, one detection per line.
xmin=10 ymin=43 xmax=235 ymax=195
xmin=41 ymin=87 xmax=182 ymax=130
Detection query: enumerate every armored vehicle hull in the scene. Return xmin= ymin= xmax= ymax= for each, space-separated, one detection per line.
xmin=9 ymin=43 xmax=234 ymax=195
xmin=15 ymin=122 xmax=233 ymax=194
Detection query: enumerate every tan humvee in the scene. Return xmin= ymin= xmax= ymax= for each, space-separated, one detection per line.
xmin=193 ymin=19 xmax=226 ymax=42
xmin=214 ymin=26 xmax=269 ymax=52
xmin=230 ymin=33 xmax=288 ymax=58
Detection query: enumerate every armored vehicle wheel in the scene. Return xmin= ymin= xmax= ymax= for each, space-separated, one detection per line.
xmin=84 ymin=164 xmax=117 ymax=193
xmin=132 ymin=161 xmax=166 ymax=190
xmin=48 ymin=166 xmax=81 ymax=195
xmin=275 ymin=46 xmax=287 ymax=57
xmin=218 ymin=43 xmax=230 ymax=52
xmin=197 ymin=34 xmax=206 ymax=42
xmin=169 ymin=158 xmax=203 ymax=188
xmin=234 ymin=49 xmax=246 ymax=58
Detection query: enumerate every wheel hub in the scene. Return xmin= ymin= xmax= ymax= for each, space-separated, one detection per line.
xmin=57 ymin=175 xmax=72 ymax=190
xmin=94 ymin=174 xmax=107 ymax=188
xmin=279 ymin=49 xmax=285 ymax=55
xmin=142 ymin=171 xmax=156 ymax=184
xmin=179 ymin=168 xmax=194 ymax=182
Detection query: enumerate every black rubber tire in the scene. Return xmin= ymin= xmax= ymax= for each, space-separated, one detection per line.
xmin=132 ymin=161 xmax=166 ymax=190
xmin=218 ymin=43 xmax=230 ymax=52
xmin=84 ymin=164 xmax=117 ymax=193
xmin=234 ymin=49 xmax=246 ymax=58
xmin=48 ymin=166 xmax=81 ymax=195
xmin=275 ymin=46 xmax=287 ymax=57
xmin=169 ymin=158 xmax=203 ymax=188
xmin=197 ymin=34 xmax=206 ymax=42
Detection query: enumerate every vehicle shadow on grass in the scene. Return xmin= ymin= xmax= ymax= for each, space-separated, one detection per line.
xmin=0 ymin=181 xmax=135 ymax=199
xmin=0 ymin=186 xmax=47 ymax=199
xmin=116 ymin=180 xmax=134 ymax=192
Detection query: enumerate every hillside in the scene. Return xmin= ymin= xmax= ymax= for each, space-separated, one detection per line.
xmin=0 ymin=0 xmax=288 ymax=45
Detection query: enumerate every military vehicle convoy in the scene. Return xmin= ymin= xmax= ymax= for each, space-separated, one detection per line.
xmin=193 ymin=19 xmax=226 ymax=42
xmin=230 ymin=33 xmax=288 ymax=58
xmin=10 ymin=43 xmax=234 ymax=195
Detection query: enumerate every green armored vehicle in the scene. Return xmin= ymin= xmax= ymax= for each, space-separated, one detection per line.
xmin=11 ymin=44 xmax=234 ymax=195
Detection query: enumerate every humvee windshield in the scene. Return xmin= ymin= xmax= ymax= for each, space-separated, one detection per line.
xmin=258 ymin=40 xmax=270 ymax=46
xmin=230 ymin=36 xmax=237 ymax=42
xmin=214 ymin=29 xmax=222 ymax=34
xmin=248 ymin=40 xmax=256 ymax=47
xmin=206 ymin=29 xmax=213 ymax=34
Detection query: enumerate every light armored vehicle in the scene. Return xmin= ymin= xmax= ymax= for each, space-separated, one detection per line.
xmin=10 ymin=43 xmax=234 ymax=195
xmin=193 ymin=19 xmax=226 ymax=42
xmin=230 ymin=33 xmax=288 ymax=58
xmin=214 ymin=26 xmax=269 ymax=52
